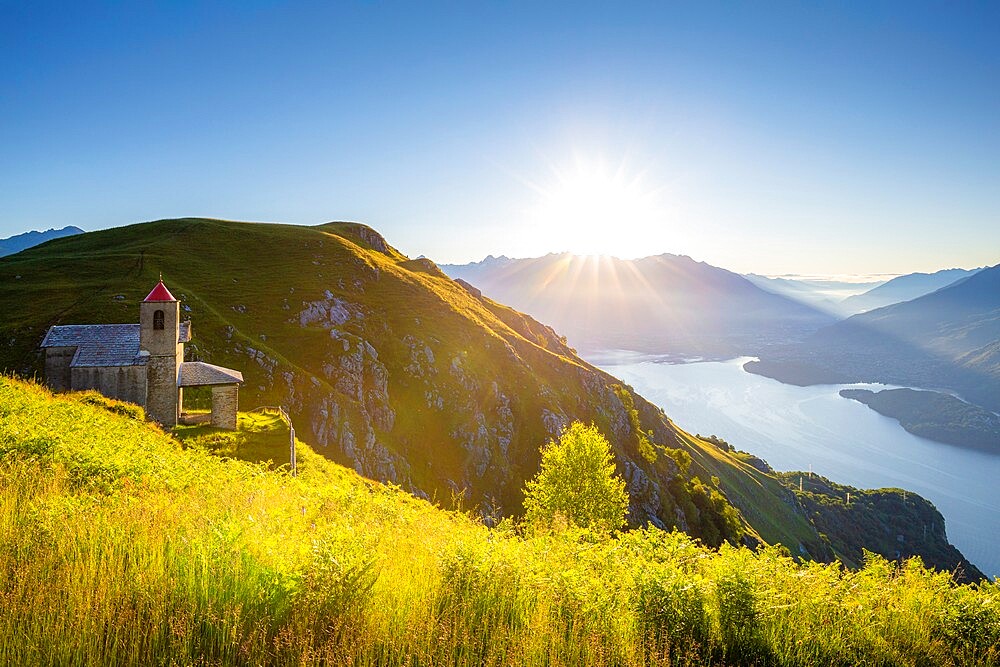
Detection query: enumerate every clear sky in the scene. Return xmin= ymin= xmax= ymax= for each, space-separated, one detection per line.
xmin=1 ymin=1 xmax=998 ymax=275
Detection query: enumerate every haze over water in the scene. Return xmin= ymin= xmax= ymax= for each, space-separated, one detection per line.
xmin=590 ymin=353 xmax=1000 ymax=580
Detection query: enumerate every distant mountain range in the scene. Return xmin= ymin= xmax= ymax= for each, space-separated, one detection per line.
xmin=743 ymin=274 xmax=885 ymax=315
xmin=441 ymin=253 xmax=836 ymax=357
xmin=748 ymin=263 xmax=1000 ymax=413
xmin=0 ymin=226 xmax=84 ymax=256
xmin=745 ymin=268 xmax=980 ymax=317
xmin=839 ymin=268 xmax=981 ymax=314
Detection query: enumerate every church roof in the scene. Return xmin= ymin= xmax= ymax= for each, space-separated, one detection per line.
xmin=178 ymin=361 xmax=243 ymax=387
xmin=144 ymin=279 xmax=176 ymax=302
xmin=41 ymin=321 xmax=192 ymax=367
xmin=41 ymin=324 xmax=144 ymax=367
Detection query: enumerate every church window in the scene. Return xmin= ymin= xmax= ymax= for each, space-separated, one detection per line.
xmin=154 ymin=310 xmax=164 ymax=330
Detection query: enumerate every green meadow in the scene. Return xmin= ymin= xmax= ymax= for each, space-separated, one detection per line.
xmin=1 ymin=376 xmax=998 ymax=666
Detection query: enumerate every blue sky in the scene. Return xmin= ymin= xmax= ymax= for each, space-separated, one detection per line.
xmin=1 ymin=1 xmax=997 ymax=274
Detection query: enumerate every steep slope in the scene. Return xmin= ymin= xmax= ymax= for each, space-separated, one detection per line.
xmin=840 ymin=267 xmax=981 ymax=314
xmin=0 ymin=225 xmax=83 ymax=256
xmin=442 ymin=253 xmax=835 ymax=356
xmin=748 ymin=263 xmax=1000 ymax=412
xmin=0 ymin=218 xmax=819 ymax=551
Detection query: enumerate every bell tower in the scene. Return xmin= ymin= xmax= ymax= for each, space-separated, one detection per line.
xmin=140 ymin=276 xmax=181 ymax=426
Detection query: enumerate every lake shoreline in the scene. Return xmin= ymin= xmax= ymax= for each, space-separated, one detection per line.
xmin=588 ymin=352 xmax=1000 ymax=580
xmin=839 ymin=388 xmax=1000 ymax=454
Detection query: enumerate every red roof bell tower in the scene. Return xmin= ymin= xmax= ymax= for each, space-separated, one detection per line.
xmin=144 ymin=277 xmax=176 ymax=302
xmin=140 ymin=276 xmax=182 ymax=426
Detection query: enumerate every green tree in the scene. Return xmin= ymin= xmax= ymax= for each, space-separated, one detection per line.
xmin=523 ymin=422 xmax=629 ymax=532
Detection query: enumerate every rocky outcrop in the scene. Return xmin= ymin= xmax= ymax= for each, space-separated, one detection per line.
xmin=454 ymin=278 xmax=482 ymax=299
xmin=623 ymin=461 xmax=666 ymax=529
xmin=328 ymin=223 xmax=391 ymax=254
xmin=287 ymin=293 xmax=401 ymax=486
xmin=279 ymin=286 xmax=689 ymax=529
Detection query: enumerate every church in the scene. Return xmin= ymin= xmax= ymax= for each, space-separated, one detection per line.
xmin=40 ymin=278 xmax=244 ymax=429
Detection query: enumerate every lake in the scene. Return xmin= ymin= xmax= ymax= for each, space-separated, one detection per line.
xmin=589 ymin=352 xmax=1000 ymax=579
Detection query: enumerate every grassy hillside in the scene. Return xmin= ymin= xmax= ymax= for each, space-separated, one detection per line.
xmin=2 ymin=377 xmax=998 ymax=666
xmin=0 ymin=217 xmax=820 ymax=552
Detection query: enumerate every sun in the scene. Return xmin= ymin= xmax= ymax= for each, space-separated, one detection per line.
xmin=525 ymin=155 xmax=668 ymax=257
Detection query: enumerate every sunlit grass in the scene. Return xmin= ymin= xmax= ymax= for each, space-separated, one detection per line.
xmin=1 ymin=376 xmax=998 ymax=665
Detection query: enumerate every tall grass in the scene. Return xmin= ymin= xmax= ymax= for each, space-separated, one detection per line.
xmin=1 ymin=377 xmax=997 ymax=665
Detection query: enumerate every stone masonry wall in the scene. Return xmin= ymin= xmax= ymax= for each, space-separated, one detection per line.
xmin=146 ymin=355 xmax=178 ymax=426
xmin=44 ymin=347 xmax=75 ymax=391
xmin=70 ymin=365 xmax=147 ymax=406
xmin=211 ymin=384 xmax=238 ymax=430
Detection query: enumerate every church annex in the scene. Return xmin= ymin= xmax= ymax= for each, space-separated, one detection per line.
xmin=40 ymin=278 xmax=244 ymax=429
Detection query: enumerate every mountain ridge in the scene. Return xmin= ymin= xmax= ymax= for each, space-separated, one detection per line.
xmin=0 ymin=225 xmax=84 ymax=256
xmin=0 ymin=218 xmax=798 ymax=550
xmin=840 ymin=267 xmax=981 ymax=314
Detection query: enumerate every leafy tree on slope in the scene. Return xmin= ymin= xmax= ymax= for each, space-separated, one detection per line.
xmin=523 ymin=422 xmax=629 ymax=532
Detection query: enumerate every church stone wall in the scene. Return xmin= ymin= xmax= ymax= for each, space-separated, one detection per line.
xmin=145 ymin=356 xmax=179 ymax=426
xmin=70 ymin=365 xmax=147 ymax=406
xmin=44 ymin=347 xmax=76 ymax=391
xmin=211 ymin=385 xmax=238 ymax=430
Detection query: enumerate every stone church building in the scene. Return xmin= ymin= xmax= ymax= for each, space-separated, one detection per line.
xmin=40 ymin=278 xmax=243 ymax=429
